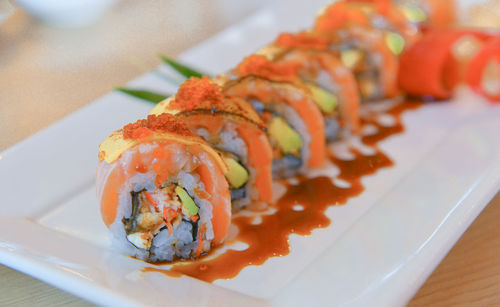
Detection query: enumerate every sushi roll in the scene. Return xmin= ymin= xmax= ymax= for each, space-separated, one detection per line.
xmin=314 ymin=0 xmax=414 ymax=100
xmin=315 ymin=25 xmax=400 ymax=101
xmin=258 ymin=31 xmax=361 ymax=140
xmin=221 ymin=55 xmax=326 ymax=178
xmin=150 ymin=77 xmax=274 ymax=211
xmin=96 ymin=113 xmax=231 ymax=262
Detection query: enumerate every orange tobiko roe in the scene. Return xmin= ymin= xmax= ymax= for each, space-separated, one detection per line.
xmin=236 ymin=55 xmax=301 ymax=83
xmin=123 ymin=113 xmax=193 ymax=140
xmin=170 ymin=76 xmax=225 ymax=110
xmin=275 ymin=32 xmax=328 ymax=51
xmin=315 ymin=2 xmax=370 ymax=32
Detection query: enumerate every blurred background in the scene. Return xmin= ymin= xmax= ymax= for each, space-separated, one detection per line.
xmin=0 ymin=0 xmax=271 ymax=151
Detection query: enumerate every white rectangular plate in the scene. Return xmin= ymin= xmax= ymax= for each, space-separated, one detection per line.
xmin=1 ymin=0 xmax=499 ymax=306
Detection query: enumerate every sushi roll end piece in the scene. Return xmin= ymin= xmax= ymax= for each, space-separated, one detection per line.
xmin=97 ymin=113 xmax=231 ymax=262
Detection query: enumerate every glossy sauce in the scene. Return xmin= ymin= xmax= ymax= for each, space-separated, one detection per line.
xmin=142 ymin=100 xmax=423 ymax=282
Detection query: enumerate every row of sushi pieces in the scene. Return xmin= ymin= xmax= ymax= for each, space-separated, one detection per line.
xmin=96 ymin=0 xmax=454 ymax=263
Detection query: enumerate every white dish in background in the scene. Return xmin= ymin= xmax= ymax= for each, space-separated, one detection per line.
xmin=1 ymin=0 xmax=499 ymax=306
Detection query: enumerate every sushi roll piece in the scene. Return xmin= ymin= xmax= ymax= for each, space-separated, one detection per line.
xmin=96 ymin=113 xmax=231 ymax=262
xmin=150 ymin=77 xmax=274 ymax=211
xmin=317 ymin=0 xmax=420 ymax=48
xmin=221 ymin=55 xmax=326 ymax=178
xmin=258 ymin=31 xmax=361 ymax=140
xmin=314 ymin=0 xmax=414 ymax=100
xmin=395 ymin=0 xmax=456 ymax=30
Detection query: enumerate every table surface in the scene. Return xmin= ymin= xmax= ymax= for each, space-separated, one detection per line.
xmin=1 ymin=1 xmax=499 ymax=306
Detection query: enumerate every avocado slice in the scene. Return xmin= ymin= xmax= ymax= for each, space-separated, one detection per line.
xmin=175 ymin=186 xmax=199 ymax=216
xmin=385 ymin=32 xmax=405 ymax=55
xmin=305 ymin=82 xmax=338 ymax=114
xmin=268 ymin=117 xmax=302 ymax=156
xmin=340 ymin=49 xmax=363 ymax=69
xmin=222 ymin=156 xmax=249 ymax=189
xmin=400 ymin=4 xmax=427 ymax=23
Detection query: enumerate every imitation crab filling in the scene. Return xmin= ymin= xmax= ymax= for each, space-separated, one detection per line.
xmin=123 ymin=183 xmax=200 ymax=251
xmin=250 ymin=99 xmax=303 ymax=176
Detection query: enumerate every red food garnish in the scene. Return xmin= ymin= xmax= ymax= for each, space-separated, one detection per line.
xmin=398 ymin=30 xmax=494 ymax=100
xmin=275 ymin=32 xmax=328 ymax=50
xmin=236 ymin=55 xmax=300 ymax=83
xmin=466 ymin=36 xmax=500 ymax=102
xmin=123 ymin=113 xmax=193 ymax=140
xmin=171 ymin=76 xmax=224 ymax=110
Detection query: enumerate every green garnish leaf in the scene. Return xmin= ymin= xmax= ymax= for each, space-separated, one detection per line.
xmin=115 ymin=88 xmax=169 ymax=103
xmin=159 ymin=54 xmax=207 ymax=79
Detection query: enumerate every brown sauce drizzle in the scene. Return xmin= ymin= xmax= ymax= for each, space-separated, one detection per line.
xmin=142 ymin=100 xmax=423 ymax=282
